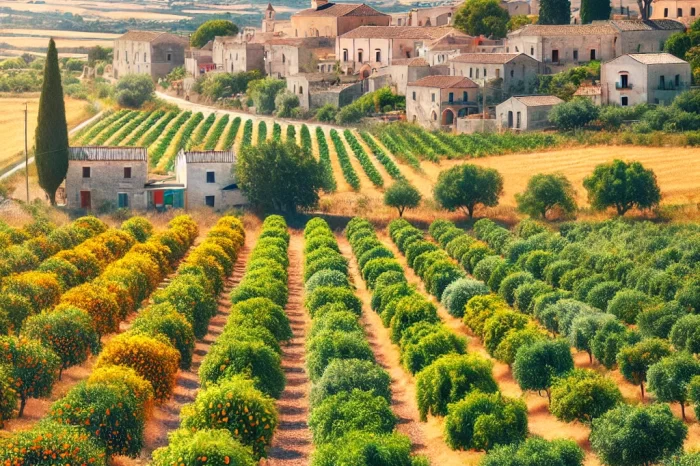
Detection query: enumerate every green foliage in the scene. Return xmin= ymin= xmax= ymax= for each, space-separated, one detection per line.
xmin=513 ymin=339 xmax=574 ymax=399
xmin=236 ymin=140 xmax=325 ymax=212
xmin=191 ymin=20 xmax=239 ymax=47
xmin=669 ymin=314 xmax=700 ymax=354
xmin=580 ymin=0 xmax=611 ymax=23
xmin=444 ymin=391 xmax=528 ymax=451
xmin=549 ymin=98 xmax=599 ymax=130
xmin=316 ymin=104 xmax=338 ymax=122
xmin=309 ymin=358 xmax=391 ymax=407
xmin=590 ymin=404 xmax=687 ymax=466
xmin=306 ymin=330 xmax=374 ymax=381
xmin=247 ymin=77 xmax=286 ymax=115
xmin=647 ymin=352 xmax=700 ymax=419
xmin=0 ymin=364 xmax=17 ymax=427
xmin=516 ymin=173 xmax=577 ymax=219
xmin=415 ymin=354 xmax=497 ymax=420
xmin=311 ymin=431 xmax=420 ymax=466
xmin=115 ymin=74 xmax=154 ymax=108
xmin=131 ymin=303 xmax=195 ymax=370
xmin=152 ymin=428 xmax=255 ymax=466
xmin=434 ymin=164 xmax=503 ymax=218
xmin=591 ymin=319 xmax=639 ymax=369
xmin=617 ymin=338 xmax=671 ymax=398
xmin=583 ymin=159 xmax=661 ymax=216
xmin=35 ymin=39 xmax=68 ymax=205
xmin=309 ymin=389 xmax=397 ymax=444
xmin=399 ymin=323 xmax=466 ymax=374
xmin=441 ymin=278 xmax=490 ymax=317
xmin=453 ymin=0 xmax=510 ymax=38
xmin=480 ymin=437 xmax=584 ymax=466
xmin=305 ymin=286 xmax=362 ymax=318
xmin=538 ymin=0 xmax=572 ymax=24
xmin=549 ymin=369 xmax=622 ymax=422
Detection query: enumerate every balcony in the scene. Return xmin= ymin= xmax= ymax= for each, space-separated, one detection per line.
xmin=616 ymin=82 xmax=633 ymax=90
xmin=442 ymin=100 xmax=478 ymax=107
xmin=657 ymin=81 xmax=689 ymax=91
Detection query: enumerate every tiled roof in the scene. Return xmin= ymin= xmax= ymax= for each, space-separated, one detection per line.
xmin=449 ymin=53 xmax=527 ymax=64
xmin=294 ymin=3 xmax=387 ymax=18
xmin=390 ymin=57 xmax=430 ymax=66
xmin=512 ymin=95 xmax=564 ymax=106
xmin=266 ymin=2 xmax=275 ymax=11
xmin=609 ymin=19 xmax=685 ymax=31
xmin=340 ymin=25 xmax=455 ymax=40
xmin=181 ymin=150 xmax=236 ymax=163
xmin=511 ymin=23 xmax=616 ymax=36
xmin=408 ymin=75 xmax=478 ymax=88
xmin=626 ymin=52 xmax=688 ymax=64
xmin=117 ymin=30 xmax=187 ymax=44
xmin=68 ymin=146 xmax=147 ymax=162
xmin=574 ymin=84 xmax=602 ymax=96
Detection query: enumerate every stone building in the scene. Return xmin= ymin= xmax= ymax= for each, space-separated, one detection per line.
xmin=112 ymin=31 xmax=187 ymax=80
xmin=264 ymin=37 xmax=334 ymax=78
xmin=601 ymin=52 xmax=691 ymax=106
xmin=500 ymin=0 xmax=532 ymax=16
xmin=406 ymin=75 xmax=479 ymax=130
xmin=174 ymin=150 xmax=247 ymax=210
xmin=65 ymin=147 xmax=148 ymax=210
xmin=368 ymin=57 xmax=437 ymax=95
xmin=419 ymin=33 xmax=476 ymax=65
xmin=650 ymin=0 xmax=700 ymax=24
xmin=574 ymin=83 xmax=603 ymax=104
xmin=448 ymin=53 xmax=541 ymax=92
xmin=185 ymin=41 xmax=214 ymax=78
xmin=495 ymin=95 xmax=563 ymax=131
xmin=290 ymin=0 xmax=390 ymax=38
xmin=391 ymin=5 xmax=457 ymax=27
xmin=336 ymin=26 xmax=465 ymax=76
xmin=212 ymin=36 xmax=265 ymax=74
xmin=610 ymin=19 xmax=686 ymax=54
xmin=287 ymin=73 xmax=367 ymax=109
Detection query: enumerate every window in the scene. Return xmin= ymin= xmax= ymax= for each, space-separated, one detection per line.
xmin=573 ymin=49 xmax=579 ymax=60
xmin=462 ymin=91 xmax=468 ymax=102
xmin=530 ymin=47 xmax=534 ymax=55
xmin=515 ymin=46 xmax=519 ymax=52
xmin=590 ymin=49 xmax=596 ymax=60
xmin=375 ymin=49 xmax=381 ymax=62
xmin=282 ymin=54 xmax=286 ymax=63
xmin=205 ymin=196 xmax=215 ymax=207
xmin=678 ymin=8 xmax=683 ymax=16
xmin=516 ymin=111 xmax=521 ymax=129
xmin=469 ymin=67 xmax=473 ymax=78
xmin=299 ymin=86 xmax=304 ymax=94
xmin=476 ymin=68 xmax=479 ymax=78
xmin=496 ymin=68 xmax=501 ymax=78
xmin=664 ymin=7 xmax=668 ymax=16
xmin=675 ymin=74 xmax=681 ymax=86
xmin=343 ymin=49 xmax=348 ymax=61
xmin=118 ymin=193 xmax=129 ymax=208
xmin=692 ymin=7 xmax=696 ymax=15
xmin=358 ymin=50 xmax=363 ymax=62
xmin=143 ymin=52 xmax=147 ymax=62
xmin=124 ymin=167 xmax=131 ymax=179
xmin=448 ymin=92 xmax=454 ymax=103
xmin=660 ymin=75 xmax=666 ymax=89
xmin=432 ymin=93 xmax=436 ymax=102
xmin=412 ymin=91 xmax=416 ymax=100
xmin=552 ymin=49 xmax=559 ymax=62
xmin=167 ymin=53 xmax=172 ymax=62
xmin=621 ymin=96 xmax=628 ymax=106
xmin=510 ymin=69 xmax=514 ymax=77
xmin=620 ymin=74 xmax=629 ymax=88
xmin=206 ymin=171 xmax=215 ymax=183
xmin=431 ymin=111 xmax=437 ymax=121
xmin=82 ymin=167 xmax=91 ymax=178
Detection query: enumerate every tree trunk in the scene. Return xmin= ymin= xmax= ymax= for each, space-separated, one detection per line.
xmin=398 ymin=207 xmax=404 ymax=217
xmin=467 ymin=205 xmax=474 ymax=219
xmin=18 ymin=396 xmax=26 ymax=417
xmin=681 ymin=402 xmax=686 ymax=421
xmin=546 ymin=388 xmax=551 ymax=404
xmin=48 ymin=190 xmax=56 ymax=206
xmin=640 ymin=382 xmax=644 ymax=400
xmin=588 ymin=350 xmax=593 ymax=364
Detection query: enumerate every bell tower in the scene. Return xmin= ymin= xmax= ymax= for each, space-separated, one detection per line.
xmin=263 ymin=3 xmax=276 ymax=32
xmin=311 ymin=0 xmax=328 ymax=9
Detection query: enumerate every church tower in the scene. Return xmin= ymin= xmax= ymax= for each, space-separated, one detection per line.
xmin=311 ymin=0 xmax=328 ymax=10
xmin=262 ymin=3 xmax=276 ymax=32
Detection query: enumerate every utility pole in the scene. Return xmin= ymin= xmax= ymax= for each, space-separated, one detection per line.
xmin=24 ymin=102 xmax=29 ymax=203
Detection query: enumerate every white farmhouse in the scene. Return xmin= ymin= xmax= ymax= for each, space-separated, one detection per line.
xmin=175 ymin=150 xmax=247 ymax=210
xmin=406 ymin=75 xmax=479 ymax=130
xmin=495 ymin=95 xmax=563 ymax=131
xmin=112 ymin=31 xmax=187 ymax=80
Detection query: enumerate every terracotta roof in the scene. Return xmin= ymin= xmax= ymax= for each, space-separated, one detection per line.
xmin=626 ymin=52 xmax=689 ymax=64
xmin=449 ymin=53 xmax=529 ymax=64
xmin=117 ymin=30 xmax=187 ymax=44
xmin=574 ymin=84 xmax=602 ymax=96
xmin=68 ymin=146 xmax=147 ymax=162
xmin=408 ymin=75 xmax=478 ymax=88
xmin=390 ymin=57 xmax=430 ymax=66
xmin=180 ymin=150 xmax=236 ymax=163
xmin=340 ymin=25 xmax=455 ymax=40
xmin=510 ymin=23 xmax=616 ymax=36
xmin=294 ymin=2 xmax=387 ymax=18
xmin=266 ymin=2 xmax=275 ymax=11
xmin=609 ymin=19 xmax=685 ymax=31
xmin=512 ymin=95 xmax=564 ymax=106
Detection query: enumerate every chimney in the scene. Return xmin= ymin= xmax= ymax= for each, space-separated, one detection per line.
xmin=311 ymin=0 xmax=328 ymax=9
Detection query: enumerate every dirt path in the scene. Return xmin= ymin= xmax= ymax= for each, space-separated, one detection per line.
xmin=337 ymin=235 xmax=481 ymax=466
xmin=376 ymin=232 xmax=600 ymax=466
xmin=138 ymin=234 xmax=254 ymax=458
xmin=265 ymin=232 xmax=313 ymax=466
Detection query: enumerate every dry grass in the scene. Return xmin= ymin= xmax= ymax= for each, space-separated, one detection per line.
xmin=0 ymin=28 xmax=120 ymax=39
xmin=0 ymin=1 xmax=188 ymax=20
xmin=0 ymin=36 xmax=114 ymax=49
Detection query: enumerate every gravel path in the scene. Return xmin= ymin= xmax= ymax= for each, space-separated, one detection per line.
xmin=265 ymin=231 xmax=313 ymax=466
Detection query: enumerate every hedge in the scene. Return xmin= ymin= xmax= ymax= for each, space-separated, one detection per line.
xmin=152 ymin=428 xmax=255 ymax=466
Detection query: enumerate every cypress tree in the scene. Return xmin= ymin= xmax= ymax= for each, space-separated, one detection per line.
xmin=35 ymin=38 xmax=68 ymax=205
xmin=538 ymin=0 xmax=572 ymax=24
xmin=580 ymin=0 xmax=611 ymax=24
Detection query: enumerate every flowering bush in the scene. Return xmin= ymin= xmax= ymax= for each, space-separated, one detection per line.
xmin=59 ymin=283 xmax=120 ymax=336
xmin=37 ymin=257 xmax=80 ymax=291
xmin=152 ymin=428 xmax=255 ymax=466
xmin=152 ymin=274 xmax=216 ymax=338
xmin=180 ymin=375 xmax=278 ymax=459
xmin=95 ymin=333 xmax=180 ymax=402
xmin=2 ymin=271 xmax=61 ymax=313
xmin=54 ymin=248 xmax=101 ymax=283
xmin=23 ymin=306 xmax=100 ymax=377
xmin=0 ymin=293 xmax=32 ymax=333
xmin=121 ymin=216 xmax=154 ymax=242
xmin=0 ymin=364 xmax=17 ymax=427
xmin=131 ymin=303 xmax=195 ymax=369
xmin=87 ymin=364 xmax=154 ymax=418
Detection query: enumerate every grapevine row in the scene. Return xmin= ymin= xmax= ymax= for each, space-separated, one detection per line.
xmin=204 ymin=114 xmax=229 ymax=150
xmin=92 ymin=111 xmax=140 ymax=146
xmin=162 ymin=112 xmax=205 ymax=171
xmin=149 ymin=110 xmax=192 ymax=167
xmin=343 ymin=129 xmax=383 ymax=188
xmin=358 ymin=131 xmax=404 ymax=180
xmin=186 ymin=112 xmax=216 ymax=150
xmin=134 ymin=110 xmax=176 ymax=148
xmin=272 ymin=122 xmax=282 ymax=141
xmin=257 ymin=120 xmax=267 ymax=146
xmin=315 ymin=126 xmax=336 ymax=192
xmin=221 ymin=116 xmax=241 ymax=150
xmin=329 ymin=129 xmax=360 ymax=191
xmin=107 ymin=110 xmax=155 ymax=146
xmin=241 ymin=119 xmax=253 ymax=147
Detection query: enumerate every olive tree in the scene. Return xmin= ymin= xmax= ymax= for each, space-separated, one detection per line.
xmin=516 ymin=173 xmax=577 ymax=220
xmin=513 ymin=339 xmax=574 ymax=403
xmin=616 ymin=338 xmax=671 ymax=400
xmin=384 ymin=181 xmax=422 ymax=217
xmin=433 ymin=164 xmax=503 ymax=219
xmin=583 ymin=159 xmax=661 ymax=216
xmin=647 ymin=352 xmax=700 ymax=420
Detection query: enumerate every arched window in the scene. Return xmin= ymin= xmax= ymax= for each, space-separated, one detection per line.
xmin=299 ymin=86 xmax=304 ymax=94
xmin=431 ymin=111 xmax=437 ymax=121
xmin=282 ymin=54 xmax=286 ymax=63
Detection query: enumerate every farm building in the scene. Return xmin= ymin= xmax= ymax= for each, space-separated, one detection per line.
xmin=601 ymin=53 xmax=691 ymax=106
xmin=65 ymin=146 xmax=148 ymax=211
xmin=112 ymin=30 xmax=187 ymax=80
xmin=212 ymin=36 xmax=265 ymax=74
xmin=368 ymin=57 xmax=435 ymax=96
xmin=290 ymin=0 xmax=390 ymax=38
xmin=448 ymin=53 xmax=541 ymax=92
xmin=184 ymin=40 xmax=215 ymax=79
xmin=406 ymin=75 xmax=479 ymax=130
xmin=287 ymin=73 xmax=366 ymax=109
xmin=495 ymin=95 xmax=563 ymax=131
xmin=650 ymin=0 xmax=700 ymax=24
xmin=174 ymin=150 xmax=247 ymax=210
xmin=574 ymin=83 xmax=603 ymax=104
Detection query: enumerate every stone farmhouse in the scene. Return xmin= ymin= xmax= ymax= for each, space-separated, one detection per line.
xmin=112 ymin=31 xmax=187 ymax=80
xmin=505 ymin=20 xmax=684 ymax=73
xmin=369 ymin=57 xmax=437 ymax=95
xmin=391 ymin=5 xmax=457 ymax=27
xmin=289 ymin=0 xmax=390 ymax=38
xmin=650 ymin=0 xmax=700 ymax=24
xmin=448 ymin=53 xmax=541 ymax=93
xmin=287 ymin=73 xmax=367 ymax=109
xmin=495 ymin=95 xmax=563 ymax=131
xmin=212 ymin=36 xmax=265 ymax=74
xmin=264 ymin=37 xmax=334 ymax=78
xmin=174 ymin=150 xmax=247 ymax=210
xmin=185 ymin=40 xmax=214 ymax=79
xmin=601 ymin=52 xmax=691 ymax=106
xmin=65 ymin=147 xmax=148 ymax=211
xmin=406 ymin=75 xmax=479 ymax=130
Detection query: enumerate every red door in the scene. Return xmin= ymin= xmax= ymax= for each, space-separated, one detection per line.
xmin=153 ymin=190 xmax=164 ymax=206
xmin=80 ymin=191 xmax=91 ymax=209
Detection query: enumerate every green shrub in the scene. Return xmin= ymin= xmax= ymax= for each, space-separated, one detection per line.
xmin=514 ymin=281 xmax=553 ymax=314
xmin=669 ymin=314 xmax=700 ymax=354
xmin=480 ymin=437 xmax=584 ymax=466
xmin=513 ymin=339 xmax=574 ymax=399
xmin=152 ymin=428 xmax=255 ymax=466
xmin=0 ymin=294 xmax=33 ymax=334
xmin=444 ymin=391 xmax=528 ymax=451
xmin=357 ymin=246 xmax=394 ymax=271
xmin=306 ymin=286 xmax=362 ymax=318
xmin=416 ymin=354 xmax=497 ymax=420
xmin=131 ymin=303 xmax=195 ymax=370
xmin=304 ymin=255 xmax=348 ymax=283
xmin=152 ymin=274 xmax=217 ymax=338
xmin=0 ymin=364 xmax=17 ymax=427
xmin=463 ymin=294 xmax=509 ymax=337
xmin=586 ymin=282 xmax=623 ymax=311
xmin=637 ymin=301 xmax=684 ymax=339
xmin=311 ymin=431 xmax=419 ymax=466
xmin=227 ymin=297 xmax=292 ymax=342
xmin=400 ymin=323 xmax=466 ymax=374
xmin=363 ymin=258 xmax=403 ymax=289
xmin=305 ymin=269 xmax=349 ymax=292
xmin=309 ymin=358 xmax=391 ymax=407
xmin=483 ymin=310 xmax=529 ymax=356
xmin=473 ymin=256 xmax=505 ymax=286
xmin=309 ymin=310 xmax=362 ymax=338
xmin=181 ymin=375 xmax=278 ymax=459
xmin=550 ymin=369 xmax=622 ymax=423
xmin=306 ymin=330 xmax=374 ymax=381
xmin=494 ymin=326 xmax=547 ymax=366
xmin=309 ymin=389 xmax=397 ymax=444
xmin=389 ymin=295 xmax=439 ymax=344
xmin=591 ymin=319 xmax=640 ymax=369
xmin=499 ymin=271 xmax=535 ymax=306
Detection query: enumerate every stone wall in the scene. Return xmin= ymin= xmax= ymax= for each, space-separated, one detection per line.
xmin=65 ymin=160 xmax=148 ymax=210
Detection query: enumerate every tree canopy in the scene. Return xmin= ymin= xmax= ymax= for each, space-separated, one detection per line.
xmin=549 ymin=98 xmax=600 ymax=130
xmin=516 ymin=173 xmax=577 ymax=219
xmin=235 ymin=140 xmax=325 ymax=212
xmin=453 ymin=0 xmax=511 ymax=39
xmin=512 ymin=339 xmax=574 ymax=402
xmin=580 ymin=0 xmax=611 ymax=23
xmin=115 ymin=74 xmax=155 ymax=108
xmin=190 ymin=20 xmax=238 ymax=48
xmin=433 ymin=164 xmax=503 ymax=218
xmin=384 ymin=181 xmax=422 ymax=217
xmin=247 ymin=78 xmax=286 ymax=115
xmin=538 ymin=0 xmax=572 ymax=24
xmin=583 ymin=159 xmax=661 ymax=215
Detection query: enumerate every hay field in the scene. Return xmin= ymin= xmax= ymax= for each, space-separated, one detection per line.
xmin=0 ymin=0 xmax=189 ymax=20
xmin=420 ymin=146 xmax=700 ymax=207
xmin=0 ymin=28 xmax=120 ymax=39
xmin=0 ymin=95 xmax=89 ymax=174
xmin=0 ymin=36 xmax=114 ymax=49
